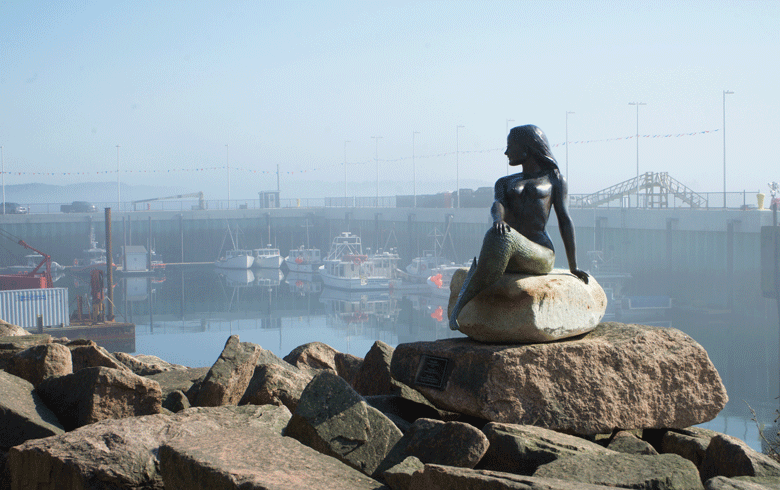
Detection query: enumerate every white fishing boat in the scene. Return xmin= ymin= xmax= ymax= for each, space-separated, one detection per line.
xmin=318 ymin=232 xmax=400 ymax=290
xmin=215 ymin=249 xmax=255 ymax=269
xmin=252 ymin=246 xmax=283 ymax=269
xmin=405 ymin=251 xmax=450 ymax=279
xmin=72 ymin=226 xmax=115 ymax=274
xmin=284 ymin=246 xmax=323 ymax=273
xmin=8 ymin=254 xmax=65 ymax=273
xmin=214 ymin=222 xmax=254 ymax=269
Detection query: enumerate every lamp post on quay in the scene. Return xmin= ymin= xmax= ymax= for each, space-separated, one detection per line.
xmin=723 ymin=90 xmax=734 ymax=208
xmin=372 ymin=136 xmax=382 ymax=207
xmin=456 ymin=125 xmax=464 ymax=208
xmin=629 ymin=102 xmax=646 ymax=207
xmin=412 ymin=131 xmax=420 ymax=208
xmin=344 ymin=140 xmax=350 ymax=203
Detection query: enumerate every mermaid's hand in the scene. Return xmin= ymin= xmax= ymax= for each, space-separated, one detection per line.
xmin=492 ymin=220 xmax=510 ymax=234
xmin=571 ymin=269 xmax=589 ymax=283
xmin=449 ymin=317 xmax=460 ymax=331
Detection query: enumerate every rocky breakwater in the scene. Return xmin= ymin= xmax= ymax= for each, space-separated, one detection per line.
xmin=1 ymin=319 xmax=780 ymax=489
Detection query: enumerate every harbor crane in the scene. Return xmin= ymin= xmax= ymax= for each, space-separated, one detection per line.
xmin=0 ymin=229 xmax=54 ymax=289
xmin=131 ymin=192 xmax=205 ymax=211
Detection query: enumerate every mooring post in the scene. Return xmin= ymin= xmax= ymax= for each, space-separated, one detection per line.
xmin=105 ymin=207 xmax=114 ymax=321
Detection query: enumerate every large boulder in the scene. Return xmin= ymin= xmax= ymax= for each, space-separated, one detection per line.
xmin=390 ymin=322 xmax=728 ymax=434
xmin=159 ymin=426 xmax=385 ymax=490
xmin=239 ymin=362 xmax=313 ymax=412
xmin=0 ymin=371 xmax=64 ymax=450
xmin=700 ymin=434 xmax=780 ymax=481
xmin=705 ymin=476 xmax=780 ymax=489
xmin=354 ymin=340 xmax=396 ymax=396
xmin=410 ymin=464 xmax=621 ymax=490
xmin=193 ymin=335 xmax=262 ymax=407
xmin=113 ymin=351 xmax=188 ymax=375
xmin=477 ymin=422 xmax=613 ymax=475
xmin=145 ymin=366 xmax=210 ymax=404
xmin=5 ymin=343 xmax=72 ymax=387
xmin=66 ymin=339 xmax=129 ymax=372
xmin=375 ymin=418 xmax=489 ymax=478
xmin=285 ymin=371 xmax=403 ymax=477
xmin=449 ymin=268 xmax=607 ymax=343
xmin=0 ymin=320 xmax=29 ymax=337
xmin=7 ymin=405 xmax=291 ymax=490
xmin=0 ymin=335 xmax=53 ymax=370
xmin=284 ymin=341 xmax=340 ymax=372
xmin=35 ymin=366 xmax=162 ymax=430
xmin=533 ymin=452 xmax=704 ymax=489
xmin=663 ymin=427 xmax=720 ymax=468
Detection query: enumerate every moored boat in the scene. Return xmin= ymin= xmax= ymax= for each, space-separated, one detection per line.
xmin=252 ymin=246 xmax=283 ymax=269
xmin=215 ymin=249 xmax=255 ymax=269
xmin=318 ymin=232 xmax=400 ymax=290
xmin=284 ymin=246 xmax=322 ymax=273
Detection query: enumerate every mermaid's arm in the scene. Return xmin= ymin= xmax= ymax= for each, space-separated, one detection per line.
xmin=552 ymin=172 xmax=589 ymax=283
xmin=491 ymin=177 xmax=510 ymax=233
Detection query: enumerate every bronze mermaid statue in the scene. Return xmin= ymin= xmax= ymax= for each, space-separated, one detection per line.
xmin=449 ymin=124 xmax=589 ymax=331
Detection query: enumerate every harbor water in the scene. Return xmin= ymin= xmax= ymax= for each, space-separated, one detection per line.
xmin=49 ymin=262 xmax=778 ymax=453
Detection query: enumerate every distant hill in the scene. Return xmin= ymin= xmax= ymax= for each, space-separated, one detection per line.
xmin=1 ymin=182 xmax=189 ymax=205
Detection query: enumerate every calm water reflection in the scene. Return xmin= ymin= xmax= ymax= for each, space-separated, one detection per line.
xmin=96 ymin=265 xmax=777 ymax=452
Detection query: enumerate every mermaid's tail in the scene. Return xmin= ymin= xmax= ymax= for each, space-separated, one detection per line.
xmin=449 ymin=257 xmax=479 ymax=331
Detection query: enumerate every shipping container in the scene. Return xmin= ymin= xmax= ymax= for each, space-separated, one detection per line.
xmin=0 ymin=287 xmax=69 ymax=329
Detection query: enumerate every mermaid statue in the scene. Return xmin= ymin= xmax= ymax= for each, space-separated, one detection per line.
xmin=449 ymin=124 xmax=589 ymax=331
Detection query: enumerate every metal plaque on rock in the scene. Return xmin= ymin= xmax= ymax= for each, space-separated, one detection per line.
xmin=414 ymin=355 xmax=450 ymax=390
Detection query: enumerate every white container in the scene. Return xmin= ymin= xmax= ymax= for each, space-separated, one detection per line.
xmin=0 ymin=288 xmax=70 ymax=330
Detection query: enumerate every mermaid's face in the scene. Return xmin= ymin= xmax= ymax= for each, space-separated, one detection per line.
xmin=505 ymin=139 xmax=528 ymax=166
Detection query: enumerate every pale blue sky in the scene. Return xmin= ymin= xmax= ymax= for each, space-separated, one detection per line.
xmin=1 ymin=1 xmax=778 ymax=200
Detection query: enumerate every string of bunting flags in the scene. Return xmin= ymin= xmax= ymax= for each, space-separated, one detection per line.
xmin=1 ymin=129 xmax=718 ymax=177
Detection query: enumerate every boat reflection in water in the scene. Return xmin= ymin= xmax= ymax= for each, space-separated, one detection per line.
xmin=217 ymin=268 xmax=256 ymax=287
xmin=284 ymin=271 xmax=322 ymax=295
xmin=319 ymin=287 xmax=400 ymax=331
xmin=254 ymin=268 xmax=284 ymax=288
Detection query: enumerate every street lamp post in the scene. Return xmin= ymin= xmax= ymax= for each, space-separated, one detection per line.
xmin=372 ymin=136 xmax=382 ymax=207
xmin=1 ymin=146 xmax=4 ymax=215
xmin=505 ymin=119 xmax=514 ymax=175
xmin=565 ymin=111 xmax=574 ymax=185
xmin=629 ymin=102 xmax=646 ymax=207
xmin=456 ymin=125 xmax=464 ymax=208
xmin=344 ymin=140 xmax=350 ymax=205
xmin=116 ymin=145 xmax=120 ymax=210
xmin=723 ymin=90 xmax=734 ymax=208
xmin=413 ymin=131 xmax=420 ymax=208
xmin=225 ymin=144 xmax=230 ymax=208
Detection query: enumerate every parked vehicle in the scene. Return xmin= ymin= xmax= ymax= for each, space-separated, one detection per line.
xmin=1 ymin=202 xmax=28 ymax=214
xmin=61 ymin=201 xmax=97 ymax=213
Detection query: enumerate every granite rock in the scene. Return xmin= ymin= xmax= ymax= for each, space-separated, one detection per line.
xmin=194 ymin=335 xmax=262 ymax=407
xmin=534 ymin=452 xmax=704 ymax=489
xmin=35 ymin=366 xmax=162 ymax=430
xmin=159 ymin=426 xmax=385 ymax=490
xmin=5 ymin=342 xmax=72 ymax=387
xmin=239 ymin=361 xmax=313 ymax=412
xmin=390 ymin=322 xmax=728 ymax=434
xmin=66 ymin=339 xmax=129 ymax=372
xmin=0 ymin=321 xmax=29 ymax=337
xmin=477 ymin=422 xmax=613 ymax=475
xmin=449 ymin=268 xmax=607 ymax=343
xmin=410 ymin=464 xmax=622 ymax=490
xmin=7 ymin=405 xmax=291 ymax=490
xmin=286 ymin=371 xmax=403 ymax=477
xmin=0 ymin=370 xmax=64 ymax=450
xmin=700 ymin=434 xmax=780 ymax=481
xmin=375 ymin=418 xmax=489 ymax=478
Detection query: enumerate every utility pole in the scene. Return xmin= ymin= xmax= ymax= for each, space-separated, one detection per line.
xmin=629 ymin=102 xmax=646 ymax=207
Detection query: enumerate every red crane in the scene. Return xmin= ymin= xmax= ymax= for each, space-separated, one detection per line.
xmin=0 ymin=231 xmax=54 ymax=290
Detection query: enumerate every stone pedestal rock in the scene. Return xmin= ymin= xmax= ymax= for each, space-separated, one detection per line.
xmin=449 ymin=268 xmax=607 ymax=343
